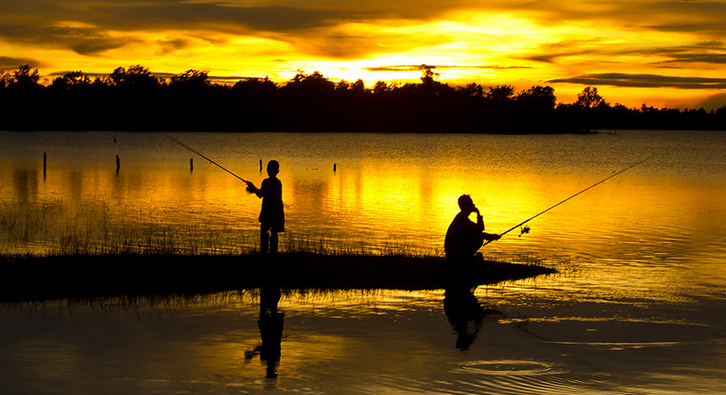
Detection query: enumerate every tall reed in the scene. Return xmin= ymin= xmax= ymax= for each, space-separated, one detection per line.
xmin=1 ymin=200 xmax=439 ymax=258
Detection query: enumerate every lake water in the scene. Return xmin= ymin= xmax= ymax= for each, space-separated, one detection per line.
xmin=1 ymin=130 xmax=726 ymax=394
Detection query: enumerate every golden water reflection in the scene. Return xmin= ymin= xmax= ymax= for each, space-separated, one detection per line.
xmin=1 ymin=131 xmax=725 ymax=300
xmin=4 ymin=284 xmax=725 ymax=395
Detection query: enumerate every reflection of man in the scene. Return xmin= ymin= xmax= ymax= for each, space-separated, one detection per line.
xmin=444 ymin=285 xmax=499 ymax=350
xmin=444 ymin=286 xmax=485 ymax=350
xmin=444 ymin=195 xmax=499 ymax=264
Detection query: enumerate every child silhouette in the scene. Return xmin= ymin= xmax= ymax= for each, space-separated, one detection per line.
xmin=246 ymin=160 xmax=285 ymax=255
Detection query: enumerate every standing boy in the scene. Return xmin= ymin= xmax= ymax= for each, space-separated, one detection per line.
xmin=246 ymin=160 xmax=285 ymax=255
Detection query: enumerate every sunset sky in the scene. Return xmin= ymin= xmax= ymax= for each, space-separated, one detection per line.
xmin=2 ymin=0 xmax=726 ymax=109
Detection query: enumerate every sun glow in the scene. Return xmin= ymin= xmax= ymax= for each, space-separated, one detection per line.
xmin=2 ymin=0 xmax=725 ymax=109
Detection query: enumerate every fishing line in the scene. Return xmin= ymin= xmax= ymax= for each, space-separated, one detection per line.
xmin=164 ymin=133 xmax=250 ymax=183
xmin=483 ymin=154 xmax=656 ymax=246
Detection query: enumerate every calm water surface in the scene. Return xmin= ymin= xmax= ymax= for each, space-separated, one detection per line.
xmin=1 ymin=130 xmax=726 ymax=394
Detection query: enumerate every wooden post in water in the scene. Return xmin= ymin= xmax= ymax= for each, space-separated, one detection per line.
xmin=260 ymin=159 xmax=263 ymax=172
xmin=333 ymin=163 xmax=337 ymax=173
xmin=116 ymin=155 xmax=120 ymax=173
xmin=190 ymin=158 xmax=194 ymax=172
xmin=43 ymin=152 xmax=47 ymax=180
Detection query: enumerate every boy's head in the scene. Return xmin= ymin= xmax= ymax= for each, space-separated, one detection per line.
xmin=457 ymin=194 xmax=475 ymax=212
xmin=267 ymin=160 xmax=280 ymax=176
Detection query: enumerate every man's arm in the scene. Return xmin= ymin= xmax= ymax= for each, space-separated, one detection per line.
xmin=474 ymin=207 xmax=484 ymax=231
xmin=483 ymin=232 xmax=500 ymax=241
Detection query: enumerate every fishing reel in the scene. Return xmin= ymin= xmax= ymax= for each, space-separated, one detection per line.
xmin=519 ymin=225 xmax=531 ymax=237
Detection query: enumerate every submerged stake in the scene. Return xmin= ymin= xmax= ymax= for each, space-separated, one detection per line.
xmin=164 ymin=134 xmax=249 ymax=183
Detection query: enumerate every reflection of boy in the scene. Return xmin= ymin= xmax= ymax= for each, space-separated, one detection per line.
xmin=246 ymin=160 xmax=285 ymax=255
xmin=444 ymin=195 xmax=499 ymax=263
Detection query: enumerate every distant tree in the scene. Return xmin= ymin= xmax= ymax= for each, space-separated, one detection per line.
xmin=463 ymin=82 xmax=483 ymax=98
xmin=575 ymin=86 xmax=605 ymax=109
xmin=0 ymin=70 xmax=9 ymax=88
xmin=515 ymin=86 xmax=556 ymax=110
xmin=50 ymin=71 xmax=91 ymax=90
xmin=289 ymin=70 xmax=326 ymax=85
xmin=230 ymin=76 xmax=277 ymax=124
xmin=92 ymin=76 xmax=109 ymax=87
xmin=373 ymin=80 xmax=391 ymax=94
xmin=350 ymin=79 xmax=366 ymax=93
xmin=108 ymin=67 xmax=125 ymax=86
xmin=639 ymin=104 xmax=659 ymax=114
xmin=232 ymin=77 xmax=277 ymax=94
xmin=333 ymin=78 xmax=367 ymax=101
xmin=109 ymin=65 xmax=161 ymax=88
xmin=286 ymin=71 xmax=335 ymax=96
xmin=505 ymin=86 xmax=558 ymax=132
xmin=484 ymin=85 xmax=514 ymax=102
xmin=419 ymin=64 xmax=440 ymax=85
xmin=335 ymin=79 xmax=351 ymax=91
xmin=2 ymin=61 xmax=724 ymax=132
xmin=8 ymin=64 xmax=42 ymax=89
xmin=170 ymin=69 xmax=209 ymax=88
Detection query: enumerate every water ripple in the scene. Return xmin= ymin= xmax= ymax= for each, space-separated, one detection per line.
xmin=457 ymin=360 xmax=561 ymax=376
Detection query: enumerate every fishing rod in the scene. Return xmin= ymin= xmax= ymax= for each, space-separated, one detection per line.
xmin=483 ymin=154 xmax=656 ymax=246
xmin=164 ymin=133 xmax=250 ymax=184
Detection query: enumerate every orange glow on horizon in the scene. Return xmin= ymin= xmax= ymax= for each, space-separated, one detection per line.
xmin=2 ymin=1 xmax=725 ymax=110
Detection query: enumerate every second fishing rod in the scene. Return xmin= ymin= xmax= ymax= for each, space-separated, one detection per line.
xmin=483 ymin=154 xmax=656 ymax=247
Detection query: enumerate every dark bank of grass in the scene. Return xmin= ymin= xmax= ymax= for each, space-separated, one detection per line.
xmin=0 ymin=252 xmax=556 ymax=302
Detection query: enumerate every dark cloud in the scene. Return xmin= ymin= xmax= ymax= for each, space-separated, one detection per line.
xmin=365 ymin=64 xmax=531 ymax=72
xmin=549 ymin=73 xmax=726 ymax=89
xmin=0 ymin=24 xmax=139 ymax=55
xmin=0 ymin=1 xmax=359 ymax=34
xmin=524 ymin=39 xmax=726 ymax=67
xmin=288 ymin=32 xmax=386 ymax=59
xmin=524 ymin=51 xmax=594 ymax=64
xmin=652 ymin=53 xmax=726 ymax=65
xmin=641 ymin=1 xmax=726 ymax=34
xmin=2 ymin=0 xmax=726 ymax=63
xmin=77 ymin=1 xmax=479 ymax=59
xmin=3 ymin=1 xmax=725 ymax=38
xmin=518 ymin=1 xmax=726 ymax=35
xmin=102 ymin=4 xmax=340 ymax=32
xmin=0 ymin=2 xmax=338 ymax=56
xmin=156 ymin=37 xmax=193 ymax=55
xmin=619 ymin=41 xmax=726 ymax=66
xmin=521 ymin=38 xmax=607 ymax=64
xmin=0 ymin=56 xmax=40 ymax=69
xmin=365 ymin=65 xmax=442 ymax=72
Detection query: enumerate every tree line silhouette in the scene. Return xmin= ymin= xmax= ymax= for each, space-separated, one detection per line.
xmin=1 ymin=64 xmax=724 ymax=132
